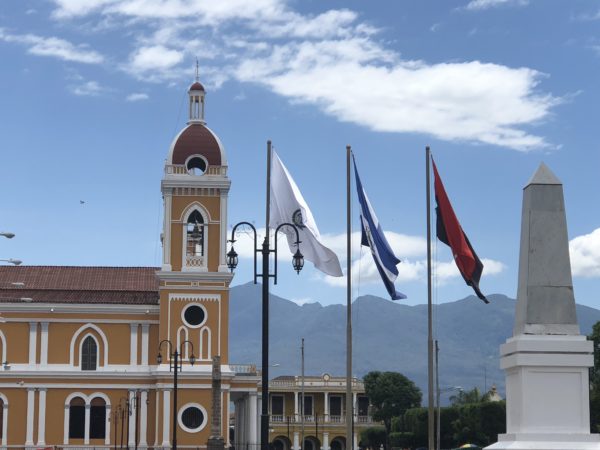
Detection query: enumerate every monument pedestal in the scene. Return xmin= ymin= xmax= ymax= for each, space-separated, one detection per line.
xmin=486 ymin=334 xmax=600 ymax=450
xmin=207 ymin=436 xmax=226 ymax=450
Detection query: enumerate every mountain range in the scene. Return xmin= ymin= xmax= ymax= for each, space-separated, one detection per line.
xmin=229 ymin=282 xmax=600 ymax=398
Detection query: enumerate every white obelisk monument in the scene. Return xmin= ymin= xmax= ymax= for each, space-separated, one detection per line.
xmin=487 ymin=163 xmax=600 ymax=450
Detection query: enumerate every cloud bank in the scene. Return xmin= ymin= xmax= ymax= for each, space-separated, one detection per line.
xmin=0 ymin=0 xmax=560 ymax=150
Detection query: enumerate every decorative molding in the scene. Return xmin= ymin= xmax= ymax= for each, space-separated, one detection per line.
xmin=0 ymin=303 xmax=160 ymax=314
xmin=1 ymin=317 xmax=159 ymax=324
xmin=169 ymin=293 xmax=220 ymax=302
xmin=156 ymin=269 xmax=232 ymax=283
xmin=69 ymin=324 xmax=109 ymax=367
xmin=161 ymin=178 xmax=231 ymax=192
xmin=200 ymin=326 xmax=212 ymax=361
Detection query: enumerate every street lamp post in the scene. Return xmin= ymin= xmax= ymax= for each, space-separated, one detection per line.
xmin=112 ymin=403 xmax=123 ymax=450
xmin=227 ymin=221 xmax=303 ymax=450
xmin=157 ymin=339 xmax=196 ymax=450
xmin=129 ymin=390 xmax=145 ymax=450
xmin=226 ymin=213 xmax=304 ymax=450
xmin=436 ymin=386 xmax=462 ymax=450
xmin=0 ymin=259 xmax=21 ymax=265
xmin=117 ymin=396 xmax=129 ymax=450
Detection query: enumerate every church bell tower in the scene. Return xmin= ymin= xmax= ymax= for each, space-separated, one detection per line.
xmin=157 ymin=76 xmax=232 ymax=368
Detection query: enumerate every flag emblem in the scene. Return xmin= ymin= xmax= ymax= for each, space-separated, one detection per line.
xmin=292 ymin=209 xmax=306 ymax=229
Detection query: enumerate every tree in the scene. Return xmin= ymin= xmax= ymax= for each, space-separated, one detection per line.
xmin=363 ymin=371 xmax=422 ymax=449
xmin=589 ymin=321 xmax=600 ymax=431
xmin=359 ymin=426 xmax=386 ymax=450
xmin=449 ymin=387 xmax=487 ymax=405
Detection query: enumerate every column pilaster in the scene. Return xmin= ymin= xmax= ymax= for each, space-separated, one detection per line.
xmin=40 ymin=322 xmax=49 ymax=366
xmin=28 ymin=323 xmax=37 ymax=365
xmin=162 ymin=389 xmax=171 ymax=446
xmin=248 ymin=392 xmax=258 ymax=445
xmin=84 ymin=404 xmax=91 ymax=444
xmin=139 ymin=390 xmax=148 ymax=447
xmin=25 ymin=388 xmax=35 ymax=445
xmin=36 ymin=388 xmax=47 ymax=445
xmin=128 ymin=390 xmax=136 ymax=446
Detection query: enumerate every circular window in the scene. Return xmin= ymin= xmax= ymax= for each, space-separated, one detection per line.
xmin=182 ymin=304 xmax=207 ymax=328
xmin=178 ymin=403 xmax=207 ymax=433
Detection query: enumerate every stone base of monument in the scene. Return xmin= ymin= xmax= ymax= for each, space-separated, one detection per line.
xmin=486 ymin=334 xmax=600 ymax=450
xmin=207 ymin=436 xmax=225 ymax=450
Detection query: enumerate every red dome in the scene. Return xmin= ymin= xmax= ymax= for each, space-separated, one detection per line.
xmin=169 ymin=124 xmax=223 ymax=166
xmin=189 ymin=81 xmax=205 ymax=91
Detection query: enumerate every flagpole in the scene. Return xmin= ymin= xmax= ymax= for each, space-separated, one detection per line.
xmin=346 ymin=145 xmax=353 ymax=450
xmin=261 ymin=140 xmax=272 ymax=450
xmin=426 ymin=146 xmax=434 ymax=450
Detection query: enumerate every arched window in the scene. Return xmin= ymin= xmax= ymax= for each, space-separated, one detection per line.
xmin=81 ymin=336 xmax=97 ymax=371
xmin=89 ymin=397 xmax=106 ymax=439
xmin=186 ymin=210 xmax=205 ymax=258
xmin=0 ymin=398 xmax=3 ymax=440
xmin=69 ymin=397 xmax=85 ymax=439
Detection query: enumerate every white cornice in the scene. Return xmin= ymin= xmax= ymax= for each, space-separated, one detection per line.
xmin=0 ymin=303 xmax=160 ymax=314
xmin=156 ymin=270 xmax=233 ymax=284
xmin=161 ymin=178 xmax=231 ymax=191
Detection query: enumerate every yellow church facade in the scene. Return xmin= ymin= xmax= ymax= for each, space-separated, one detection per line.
xmin=0 ymin=79 xmax=261 ymax=447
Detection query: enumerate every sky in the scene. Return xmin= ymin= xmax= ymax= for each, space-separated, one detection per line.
xmin=1 ymin=0 xmax=600 ymax=309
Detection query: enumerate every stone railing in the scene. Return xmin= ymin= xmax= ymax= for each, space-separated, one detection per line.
xmin=231 ymin=364 xmax=257 ymax=375
xmin=164 ymin=164 xmax=228 ymax=176
xmin=185 ymin=255 xmax=205 ymax=268
xmin=269 ymin=415 xmax=373 ymax=425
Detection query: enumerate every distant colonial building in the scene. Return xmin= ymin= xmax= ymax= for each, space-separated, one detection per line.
xmin=234 ymin=374 xmax=373 ymax=450
xmin=0 ymin=79 xmax=260 ymax=447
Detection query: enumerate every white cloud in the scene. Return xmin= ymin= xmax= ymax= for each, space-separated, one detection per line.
xmin=236 ymin=39 xmax=558 ymax=150
xmin=126 ymin=92 xmax=149 ymax=101
xmin=290 ymin=297 xmax=317 ymax=306
xmin=227 ymin=224 xmax=504 ymax=289
xmin=570 ymin=228 xmax=600 ymax=277
xmin=127 ymin=45 xmax=184 ymax=78
xmin=465 ymin=0 xmax=529 ymax=11
xmin=69 ymin=80 xmax=105 ymax=96
xmin=41 ymin=0 xmax=559 ymax=150
xmin=51 ymin=0 xmax=285 ymax=23
xmin=0 ymin=29 xmax=104 ymax=64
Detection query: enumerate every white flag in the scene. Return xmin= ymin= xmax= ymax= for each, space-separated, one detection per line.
xmin=269 ymin=151 xmax=343 ymax=277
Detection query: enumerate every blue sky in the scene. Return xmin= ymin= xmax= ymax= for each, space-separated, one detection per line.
xmin=1 ymin=0 xmax=600 ymax=308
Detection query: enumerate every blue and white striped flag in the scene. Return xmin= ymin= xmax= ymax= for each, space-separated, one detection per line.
xmin=353 ymin=156 xmax=406 ymax=300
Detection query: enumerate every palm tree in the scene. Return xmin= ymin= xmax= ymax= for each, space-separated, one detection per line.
xmin=450 ymin=387 xmax=487 ymax=405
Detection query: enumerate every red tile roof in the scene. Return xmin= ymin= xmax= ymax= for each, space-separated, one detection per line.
xmin=0 ymin=266 xmax=159 ymax=305
xmin=189 ymin=81 xmax=205 ymax=91
xmin=171 ymin=124 xmax=222 ymax=166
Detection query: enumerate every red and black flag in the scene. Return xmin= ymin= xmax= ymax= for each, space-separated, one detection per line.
xmin=432 ymin=159 xmax=488 ymax=304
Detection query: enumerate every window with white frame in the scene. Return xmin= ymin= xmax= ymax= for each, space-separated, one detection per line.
xmin=69 ymin=397 xmax=86 ymax=439
xmin=81 ymin=336 xmax=97 ymax=371
xmin=301 ymin=395 xmax=313 ymax=416
xmin=89 ymin=397 xmax=106 ymax=439
xmin=186 ymin=210 xmax=205 ymax=259
xmin=178 ymin=403 xmax=207 ymax=433
xmin=271 ymin=395 xmax=284 ymax=416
